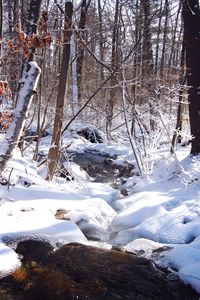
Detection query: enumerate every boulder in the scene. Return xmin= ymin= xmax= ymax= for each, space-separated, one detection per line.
xmin=77 ymin=127 xmax=103 ymax=143
xmin=0 ymin=241 xmax=198 ymax=300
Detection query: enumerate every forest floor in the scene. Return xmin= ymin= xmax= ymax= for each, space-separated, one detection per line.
xmin=0 ymin=126 xmax=200 ymax=295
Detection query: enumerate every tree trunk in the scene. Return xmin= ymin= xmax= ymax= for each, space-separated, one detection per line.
xmin=0 ymin=0 xmax=3 ymax=58
xmin=168 ymin=2 xmax=181 ymax=74
xmin=77 ymin=0 xmax=91 ymax=104
xmin=71 ymin=32 xmax=79 ymax=116
xmin=182 ymin=0 xmax=200 ymax=154
xmin=141 ymin=0 xmax=155 ymax=131
xmin=155 ymin=0 xmax=163 ymax=75
xmin=98 ymin=0 xmax=105 ymax=83
xmin=47 ymin=1 xmax=73 ymax=180
xmin=7 ymin=0 xmax=13 ymax=37
xmin=10 ymin=0 xmax=22 ymax=102
xmin=160 ymin=0 xmax=169 ymax=78
xmin=171 ymin=41 xmax=186 ymax=153
xmin=131 ymin=0 xmax=141 ymax=136
xmin=106 ymin=0 xmax=120 ymax=140
xmin=142 ymin=0 xmax=154 ymax=78
xmin=14 ymin=0 xmax=21 ymax=31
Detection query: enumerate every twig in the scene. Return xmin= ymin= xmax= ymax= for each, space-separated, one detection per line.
xmin=7 ymin=167 xmax=14 ymax=191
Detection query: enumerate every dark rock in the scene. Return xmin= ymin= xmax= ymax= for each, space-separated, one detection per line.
xmin=24 ymin=129 xmax=49 ymax=142
xmin=0 ymin=242 xmax=198 ymax=300
xmin=77 ymin=127 xmax=103 ymax=143
xmin=18 ymin=176 xmax=35 ymax=187
xmin=120 ymin=188 xmax=129 ymax=196
xmin=55 ymin=209 xmax=70 ymax=220
xmin=59 ymin=165 xmax=74 ymax=181
xmin=15 ymin=239 xmax=54 ymax=264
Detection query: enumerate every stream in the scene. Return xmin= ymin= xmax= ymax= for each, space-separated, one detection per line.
xmin=0 ymin=150 xmax=198 ymax=299
xmin=62 ymin=149 xmax=134 ymax=194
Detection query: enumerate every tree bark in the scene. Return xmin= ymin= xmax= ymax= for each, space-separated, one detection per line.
xmin=98 ymin=0 xmax=105 ymax=83
xmin=155 ymin=0 xmax=163 ymax=75
xmin=131 ymin=0 xmax=142 ymax=136
xmin=7 ymin=0 xmax=13 ymax=37
xmin=171 ymin=41 xmax=186 ymax=153
xmin=160 ymin=0 xmax=169 ymax=78
xmin=106 ymin=0 xmax=120 ymax=140
xmin=142 ymin=0 xmax=154 ymax=78
xmin=141 ymin=0 xmax=155 ymax=131
xmin=13 ymin=0 xmax=21 ymax=31
xmin=182 ymin=0 xmax=200 ymax=154
xmin=0 ymin=0 xmax=3 ymax=58
xmin=71 ymin=32 xmax=79 ymax=116
xmin=168 ymin=2 xmax=181 ymax=73
xmin=47 ymin=1 xmax=73 ymax=180
xmin=77 ymin=0 xmax=91 ymax=104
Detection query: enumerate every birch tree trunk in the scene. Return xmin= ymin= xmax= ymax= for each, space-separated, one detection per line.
xmin=47 ymin=1 xmax=73 ymax=180
xmin=0 ymin=0 xmax=42 ymax=179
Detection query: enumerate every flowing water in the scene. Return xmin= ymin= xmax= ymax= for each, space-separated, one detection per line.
xmin=62 ymin=150 xmax=134 ymax=194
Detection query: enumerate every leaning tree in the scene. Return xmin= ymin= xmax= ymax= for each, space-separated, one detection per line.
xmin=0 ymin=0 xmax=42 ymax=180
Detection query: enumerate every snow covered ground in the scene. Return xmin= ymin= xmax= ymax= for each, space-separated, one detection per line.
xmin=0 ymin=133 xmax=200 ymax=294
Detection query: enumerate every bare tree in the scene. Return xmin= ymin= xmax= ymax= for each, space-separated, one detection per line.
xmin=160 ymin=0 xmax=169 ymax=78
xmin=47 ymin=1 xmax=73 ymax=180
xmin=106 ymin=0 xmax=120 ymax=140
xmin=171 ymin=41 xmax=186 ymax=153
xmin=76 ymin=0 xmax=91 ymax=104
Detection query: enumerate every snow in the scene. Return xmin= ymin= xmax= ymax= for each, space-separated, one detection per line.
xmin=124 ymin=238 xmax=166 ymax=255
xmin=0 ymin=242 xmax=20 ymax=278
xmin=0 ymin=134 xmax=200 ymax=293
xmin=163 ymin=240 xmax=200 ymax=293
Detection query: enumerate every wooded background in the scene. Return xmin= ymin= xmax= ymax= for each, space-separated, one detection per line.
xmin=0 ymin=0 xmax=199 ymax=179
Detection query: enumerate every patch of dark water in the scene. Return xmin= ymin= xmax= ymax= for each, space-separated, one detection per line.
xmin=61 ymin=150 xmax=134 ymax=194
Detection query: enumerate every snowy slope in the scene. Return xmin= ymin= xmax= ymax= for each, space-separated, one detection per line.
xmin=110 ymin=150 xmax=200 ymax=293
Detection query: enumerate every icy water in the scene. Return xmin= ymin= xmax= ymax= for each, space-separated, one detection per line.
xmin=64 ymin=150 xmax=134 ymax=192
